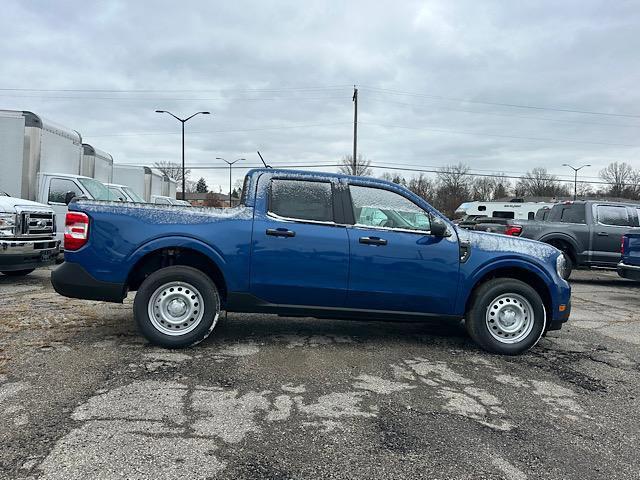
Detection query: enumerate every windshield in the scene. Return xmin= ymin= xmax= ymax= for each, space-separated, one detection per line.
xmin=122 ymin=186 xmax=145 ymax=203
xmin=78 ymin=178 xmax=112 ymax=201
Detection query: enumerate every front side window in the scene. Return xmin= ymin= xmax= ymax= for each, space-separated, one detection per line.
xmin=48 ymin=178 xmax=79 ymax=203
xmin=269 ymin=179 xmax=333 ymax=222
xmin=108 ymin=187 xmax=126 ymax=201
xmin=349 ymin=185 xmax=430 ymax=232
xmin=597 ymin=205 xmax=631 ymax=226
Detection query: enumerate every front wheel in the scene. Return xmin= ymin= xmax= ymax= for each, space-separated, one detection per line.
xmin=465 ymin=278 xmax=546 ymax=355
xmin=133 ymin=266 xmax=220 ymax=348
xmin=1 ymin=269 xmax=35 ymax=277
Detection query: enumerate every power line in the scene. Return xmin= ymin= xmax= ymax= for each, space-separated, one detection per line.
xmin=360 ymin=121 xmax=640 ymax=148
xmin=364 ymin=96 xmax=640 ymax=129
xmin=84 ymin=122 xmax=352 ymax=138
xmin=360 ymin=86 xmax=640 ymax=119
xmin=0 ymin=85 xmax=352 ymax=93
xmin=0 ymin=94 xmax=349 ymax=102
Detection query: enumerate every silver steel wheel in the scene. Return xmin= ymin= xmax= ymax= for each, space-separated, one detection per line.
xmin=147 ymin=281 xmax=204 ymax=336
xmin=485 ymin=293 xmax=535 ymax=344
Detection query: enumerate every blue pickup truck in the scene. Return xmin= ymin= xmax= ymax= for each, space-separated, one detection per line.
xmin=52 ymin=169 xmax=571 ymax=354
xmin=618 ymin=233 xmax=640 ymax=281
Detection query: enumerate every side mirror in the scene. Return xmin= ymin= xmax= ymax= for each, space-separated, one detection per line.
xmin=430 ymin=216 xmax=449 ymax=237
xmin=64 ymin=191 xmax=77 ymax=205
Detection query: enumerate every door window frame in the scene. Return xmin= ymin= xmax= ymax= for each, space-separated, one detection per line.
xmin=47 ymin=177 xmax=82 ymax=206
xmin=342 ymin=182 xmax=435 ymax=235
xmin=266 ymin=177 xmax=345 ymax=226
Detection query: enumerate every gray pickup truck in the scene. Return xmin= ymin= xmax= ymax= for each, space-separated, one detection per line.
xmin=515 ymin=201 xmax=640 ymax=278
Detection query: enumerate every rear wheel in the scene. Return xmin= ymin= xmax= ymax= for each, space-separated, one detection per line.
xmin=1 ymin=269 xmax=35 ymax=277
xmin=466 ymin=278 xmax=546 ymax=355
xmin=133 ymin=266 xmax=220 ymax=348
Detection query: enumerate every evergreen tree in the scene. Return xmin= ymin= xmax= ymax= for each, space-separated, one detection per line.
xmin=195 ymin=177 xmax=208 ymax=193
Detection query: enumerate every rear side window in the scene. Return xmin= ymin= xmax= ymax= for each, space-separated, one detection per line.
xmin=493 ymin=211 xmax=515 ymax=219
xmin=269 ymin=179 xmax=333 ymax=222
xmin=559 ymin=205 xmax=586 ymax=224
xmin=597 ymin=205 xmax=631 ymax=226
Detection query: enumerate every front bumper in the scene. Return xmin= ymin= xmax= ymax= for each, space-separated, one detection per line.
xmin=0 ymin=238 xmax=60 ymax=272
xmin=51 ymin=261 xmax=127 ymax=303
xmin=617 ymin=261 xmax=640 ymax=281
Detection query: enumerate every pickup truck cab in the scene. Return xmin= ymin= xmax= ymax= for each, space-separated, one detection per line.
xmin=0 ymin=191 xmax=60 ymax=276
xmin=52 ymin=169 xmax=571 ymax=355
xmin=618 ymin=233 xmax=640 ymax=281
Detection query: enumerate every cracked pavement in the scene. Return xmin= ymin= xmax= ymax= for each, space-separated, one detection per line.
xmin=0 ymin=268 xmax=639 ymax=479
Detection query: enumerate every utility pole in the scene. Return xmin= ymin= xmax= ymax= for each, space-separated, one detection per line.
xmin=562 ymin=164 xmax=591 ymax=200
xmin=155 ymin=110 xmax=211 ymax=197
xmin=216 ymin=157 xmax=244 ymax=207
xmin=352 ymin=86 xmax=358 ymax=175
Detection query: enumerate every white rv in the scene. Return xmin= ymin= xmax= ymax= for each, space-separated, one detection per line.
xmin=0 ymin=110 xmax=112 ymax=243
xmin=455 ymin=201 xmax=555 ymax=222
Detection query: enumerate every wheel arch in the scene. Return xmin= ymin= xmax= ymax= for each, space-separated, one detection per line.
xmin=538 ymin=234 xmax=580 ymax=264
xmin=125 ymin=237 xmax=228 ymax=302
xmin=463 ymin=264 xmax=553 ymax=322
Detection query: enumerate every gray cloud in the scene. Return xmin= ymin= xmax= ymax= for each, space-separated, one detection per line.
xmin=1 ymin=0 xmax=638 ymax=190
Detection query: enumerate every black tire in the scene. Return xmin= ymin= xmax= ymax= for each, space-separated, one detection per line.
xmin=465 ymin=278 xmax=546 ymax=355
xmin=560 ymin=251 xmax=573 ymax=280
xmin=1 ymin=269 xmax=35 ymax=277
xmin=133 ymin=266 xmax=220 ymax=348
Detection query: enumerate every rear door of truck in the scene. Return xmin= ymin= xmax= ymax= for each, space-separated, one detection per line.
xmin=249 ymin=173 xmax=349 ymax=307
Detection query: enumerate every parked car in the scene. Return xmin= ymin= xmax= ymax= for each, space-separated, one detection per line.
xmin=51 ymin=169 xmax=571 ymax=355
xmin=0 ymin=190 xmax=60 ymax=276
xmin=618 ymin=233 xmax=640 ymax=281
xmin=513 ymin=201 xmax=640 ymax=278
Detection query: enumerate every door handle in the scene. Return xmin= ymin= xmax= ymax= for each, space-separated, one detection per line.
xmin=597 ymin=232 xmax=609 ymax=236
xmin=359 ymin=236 xmax=387 ymax=246
xmin=266 ymin=228 xmax=296 ymax=238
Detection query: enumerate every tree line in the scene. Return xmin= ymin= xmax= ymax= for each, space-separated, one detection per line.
xmin=339 ymin=155 xmax=640 ymax=218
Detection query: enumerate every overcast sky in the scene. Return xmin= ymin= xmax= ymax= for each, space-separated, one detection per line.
xmin=1 ymin=0 xmax=639 ymax=192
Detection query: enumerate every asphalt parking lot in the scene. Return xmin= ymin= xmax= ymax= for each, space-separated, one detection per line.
xmin=0 ymin=268 xmax=639 ymax=480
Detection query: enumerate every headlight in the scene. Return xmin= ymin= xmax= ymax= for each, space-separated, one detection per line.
xmin=556 ymin=254 xmax=567 ymax=279
xmin=0 ymin=213 xmax=17 ymax=237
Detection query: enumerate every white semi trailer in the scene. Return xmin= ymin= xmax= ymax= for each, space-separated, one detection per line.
xmin=81 ymin=144 xmax=113 ymax=184
xmin=0 ymin=110 xmax=112 ymax=242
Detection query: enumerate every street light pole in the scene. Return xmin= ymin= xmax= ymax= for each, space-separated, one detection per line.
xmin=216 ymin=157 xmax=245 ymax=207
xmin=562 ymin=164 xmax=591 ymax=200
xmin=155 ymin=110 xmax=211 ymax=198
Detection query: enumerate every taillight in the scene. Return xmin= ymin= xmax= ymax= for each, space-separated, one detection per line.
xmin=621 ymin=237 xmax=626 ymax=255
xmin=504 ymin=225 xmax=522 ymax=236
xmin=64 ymin=212 xmax=89 ymax=250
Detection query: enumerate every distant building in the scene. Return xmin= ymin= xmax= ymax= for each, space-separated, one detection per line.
xmin=177 ymin=192 xmax=240 ymax=207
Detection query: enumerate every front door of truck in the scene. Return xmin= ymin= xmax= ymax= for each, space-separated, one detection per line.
xmin=249 ymin=176 xmax=349 ymax=307
xmin=591 ymin=204 xmax=639 ymax=264
xmin=344 ymin=183 xmax=459 ymax=315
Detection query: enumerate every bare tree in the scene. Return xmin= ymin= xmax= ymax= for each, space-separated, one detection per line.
xmin=339 ymin=154 xmax=372 ymax=176
xmin=471 ymin=176 xmax=498 ymax=201
xmin=154 ymin=161 xmax=191 ymax=188
xmin=515 ymin=168 xmax=569 ymax=197
xmin=380 ymin=172 xmax=406 ymax=185
xmin=599 ymin=162 xmax=636 ymax=198
xmin=435 ymin=163 xmax=471 ymax=218
xmin=407 ymin=173 xmax=435 ymax=203
xmin=492 ymin=174 xmax=511 ymax=200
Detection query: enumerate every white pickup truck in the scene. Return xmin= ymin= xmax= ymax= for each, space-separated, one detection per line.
xmin=0 ymin=190 xmax=60 ymax=276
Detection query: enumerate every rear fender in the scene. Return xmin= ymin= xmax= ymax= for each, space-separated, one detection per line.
xmin=126 ymin=235 xmax=226 ymax=279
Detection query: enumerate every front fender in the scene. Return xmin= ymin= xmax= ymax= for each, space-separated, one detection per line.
xmin=457 ymin=257 xmax=555 ymax=315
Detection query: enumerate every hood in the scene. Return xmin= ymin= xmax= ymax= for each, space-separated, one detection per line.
xmin=457 ymin=227 xmax=558 ymax=262
xmin=0 ymin=196 xmax=53 ymax=213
